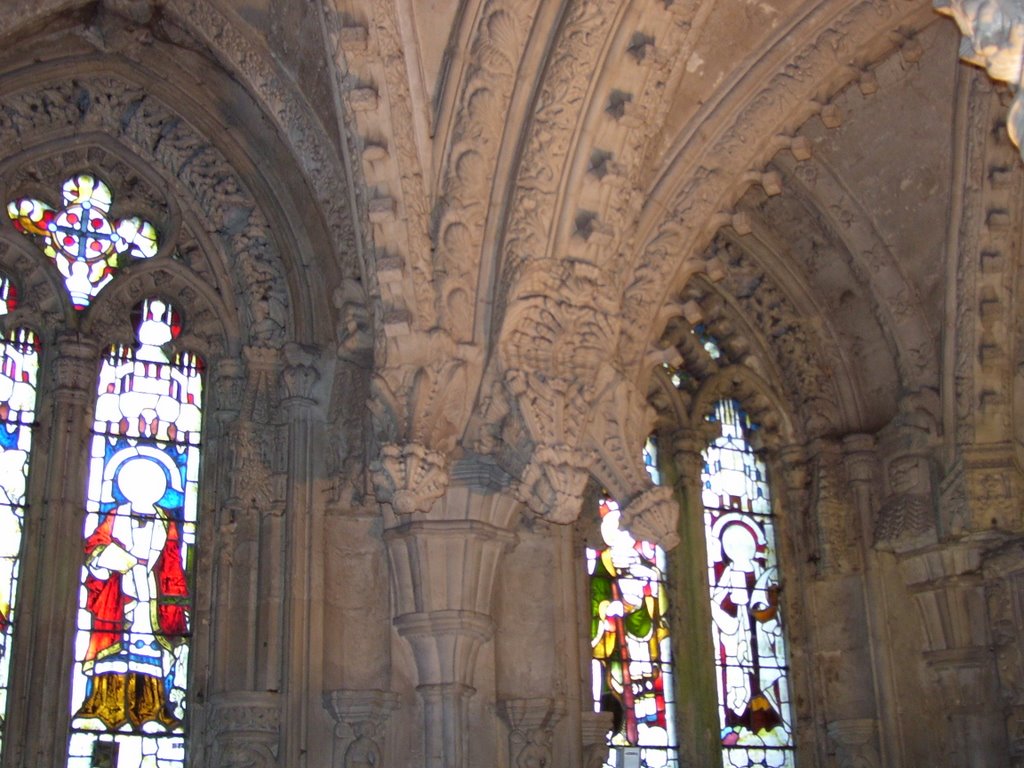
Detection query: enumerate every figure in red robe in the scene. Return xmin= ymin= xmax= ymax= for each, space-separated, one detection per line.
xmin=74 ymin=457 xmax=188 ymax=732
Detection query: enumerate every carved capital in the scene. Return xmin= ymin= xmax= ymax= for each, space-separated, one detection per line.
xmin=211 ymin=357 xmax=245 ymax=422
xmin=499 ymin=698 xmax=565 ymax=768
xmin=323 ymin=688 xmax=399 ymax=767
xmin=208 ymin=692 xmax=280 ymax=768
xmin=52 ymin=336 xmax=100 ymax=402
xmin=619 ymin=486 xmax=680 ymax=550
xmin=940 ymin=444 xmax=1024 ymax=538
xmin=280 ymin=342 xmax=320 ymax=404
xmin=515 ymin=444 xmax=591 ymax=524
xmin=371 ymin=442 xmax=450 ymax=518
xmin=841 ymin=433 xmax=877 ymax=485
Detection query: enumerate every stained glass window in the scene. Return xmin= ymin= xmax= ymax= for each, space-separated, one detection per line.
xmin=702 ymin=400 xmax=794 ymax=768
xmin=588 ymin=437 xmax=678 ymax=768
xmin=0 ymin=275 xmax=39 ymax=761
xmin=7 ymin=175 xmax=158 ymax=309
xmin=68 ymin=298 xmax=201 ymax=768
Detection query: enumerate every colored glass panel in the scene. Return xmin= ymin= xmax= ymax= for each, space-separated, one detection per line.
xmin=588 ymin=439 xmax=678 ymax=768
xmin=68 ymin=298 xmax=201 ymax=768
xmin=0 ymin=275 xmax=39 ymax=762
xmin=702 ymin=400 xmax=794 ymax=768
xmin=7 ymin=175 xmax=158 ymax=309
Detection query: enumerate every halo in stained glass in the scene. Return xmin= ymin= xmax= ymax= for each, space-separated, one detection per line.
xmin=68 ymin=297 xmax=201 ymax=768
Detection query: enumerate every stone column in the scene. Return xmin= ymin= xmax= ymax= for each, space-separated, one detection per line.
xmin=772 ymin=443 xmax=818 ymax=758
xmin=324 ymin=689 xmax=400 ymax=768
xmin=376 ymin=451 xmax=517 ymax=768
xmin=900 ymin=542 xmax=1007 ymax=766
xmin=209 ymin=349 xmax=285 ymax=696
xmin=984 ymin=542 xmax=1024 ymax=767
xmin=280 ymin=348 xmax=325 ymax=768
xmin=8 ymin=336 xmax=97 ymax=768
xmin=667 ymin=429 xmax=721 ymax=768
xmin=499 ymin=697 xmax=565 ymax=768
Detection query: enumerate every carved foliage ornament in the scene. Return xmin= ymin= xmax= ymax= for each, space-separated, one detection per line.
xmin=619 ymin=485 xmax=680 ymax=551
xmin=371 ymin=442 xmax=450 ymax=517
xmin=515 ymin=443 xmax=592 ymax=524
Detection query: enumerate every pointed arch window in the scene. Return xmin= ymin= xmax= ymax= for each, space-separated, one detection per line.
xmin=588 ymin=437 xmax=678 ymax=768
xmin=702 ymin=400 xmax=794 ymax=768
xmin=0 ymin=275 xmax=40 ymax=760
xmin=67 ymin=297 xmax=202 ymax=768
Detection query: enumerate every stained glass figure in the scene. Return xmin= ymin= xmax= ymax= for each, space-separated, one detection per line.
xmin=588 ymin=439 xmax=678 ymax=768
xmin=702 ymin=400 xmax=794 ymax=768
xmin=68 ymin=298 xmax=201 ymax=768
xmin=0 ymin=275 xmax=39 ymax=762
xmin=7 ymin=175 xmax=158 ymax=309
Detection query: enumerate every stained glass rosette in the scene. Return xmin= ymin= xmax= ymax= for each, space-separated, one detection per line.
xmin=0 ymin=275 xmax=39 ymax=762
xmin=588 ymin=437 xmax=678 ymax=768
xmin=68 ymin=299 xmax=201 ymax=768
xmin=7 ymin=175 xmax=158 ymax=309
xmin=702 ymin=400 xmax=794 ymax=768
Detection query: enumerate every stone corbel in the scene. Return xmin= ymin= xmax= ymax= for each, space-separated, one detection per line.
xmin=619 ymin=485 xmax=680 ymax=550
xmin=935 ymin=0 xmax=1024 ymax=160
xmin=499 ymin=697 xmax=566 ymax=768
xmin=515 ymin=443 xmax=592 ymax=524
xmin=323 ymin=689 xmax=400 ymax=768
xmin=370 ymin=441 xmax=450 ymax=519
xmin=207 ymin=692 xmax=281 ymax=768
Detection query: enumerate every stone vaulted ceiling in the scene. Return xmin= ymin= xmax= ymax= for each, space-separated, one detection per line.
xmin=0 ymin=0 xmax=989 ymax=535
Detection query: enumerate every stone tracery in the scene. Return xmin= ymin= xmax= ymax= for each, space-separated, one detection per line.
xmin=0 ymin=0 xmax=1021 ymax=766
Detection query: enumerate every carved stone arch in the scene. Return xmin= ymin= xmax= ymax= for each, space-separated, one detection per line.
xmin=690 ymin=364 xmax=800 ymax=454
xmin=0 ymin=5 xmax=369 ymax=352
xmin=81 ymin=259 xmax=235 ymax=362
xmin=0 ymin=234 xmax=74 ymax=342
xmin=620 ymin=0 xmax=939 ymax=378
xmin=674 ymin=246 xmax=845 ymax=440
xmin=0 ymin=134 xmax=181 ymax=253
xmin=647 ymin=365 xmax=691 ymax=435
xmin=0 ymin=71 xmax=297 ymax=347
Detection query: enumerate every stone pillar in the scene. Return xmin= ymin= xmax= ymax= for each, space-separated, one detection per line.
xmin=209 ymin=349 xmax=285 ymax=696
xmin=499 ymin=697 xmax=565 ymax=768
xmin=208 ymin=692 xmax=281 ymax=768
xmin=901 ymin=542 xmax=1007 ymax=766
xmin=667 ymin=429 xmax=721 ymax=768
xmin=324 ymin=689 xmax=400 ymax=768
xmin=280 ymin=347 xmax=325 ymax=768
xmin=984 ymin=542 xmax=1024 ymax=767
xmin=376 ymin=453 xmax=518 ymax=768
xmin=8 ymin=336 xmax=97 ymax=767
xmin=773 ymin=443 xmax=818 ymax=758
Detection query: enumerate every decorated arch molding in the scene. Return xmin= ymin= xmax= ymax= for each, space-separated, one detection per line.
xmin=0 ymin=75 xmax=291 ymax=349
xmin=619 ymin=0 xmax=939 ymax=380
